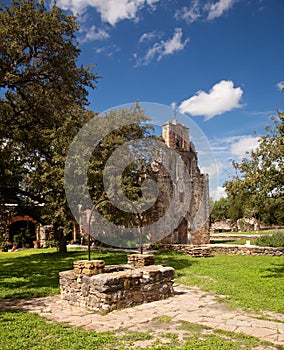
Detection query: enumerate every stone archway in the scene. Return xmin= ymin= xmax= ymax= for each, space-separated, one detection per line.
xmin=9 ymin=215 xmax=39 ymax=247
xmin=10 ymin=215 xmax=38 ymax=225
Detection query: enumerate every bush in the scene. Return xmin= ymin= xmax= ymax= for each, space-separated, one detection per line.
xmin=45 ymin=239 xmax=59 ymax=248
xmin=255 ymin=231 xmax=284 ymax=247
xmin=0 ymin=241 xmax=13 ymax=252
xmin=13 ymin=228 xmax=33 ymax=248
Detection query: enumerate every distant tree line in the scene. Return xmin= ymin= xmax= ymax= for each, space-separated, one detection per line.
xmin=211 ymin=109 xmax=284 ymax=226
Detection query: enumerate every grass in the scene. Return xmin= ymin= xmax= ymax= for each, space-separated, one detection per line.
xmin=0 ymin=248 xmax=127 ymax=299
xmin=0 ymin=310 xmax=276 ymax=350
xmin=0 ymin=248 xmax=283 ymax=313
xmin=210 ymin=239 xmax=257 ymax=245
xmin=256 ymin=231 xmax=284 ymax=247
xmin=155 ymin=251 xmax=284 ymax=313
xmin=156 ymin=315 xmax=173 ymax=323
xmin=0 ymin=248 xmax=283 ymax=349
xmin=0 ymin=310 xmax=116 ymax=350
xmin=177 ymin=320 xmax=211 ymax=333
xmin=220 ymin=229 xmax=284 ymax=236
xmin=210 ymin=229 xmax=284 ymax=245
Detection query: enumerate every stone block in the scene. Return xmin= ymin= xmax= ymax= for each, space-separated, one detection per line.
xmin=73 ymin=260 xmax=105 ymax=275
xmin=127 ymin=254 xmax=155 ymax=267
xmin=59 ymin=270 xmax=76 ymax=280
xmin=81 ymin=283 xmax=90 ymax=297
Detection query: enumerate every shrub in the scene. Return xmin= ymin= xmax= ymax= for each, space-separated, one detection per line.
xmin=255 ymin=231 xmax=284 ymax=247
xmin=45 ymin=239 xmax=59 ymax=248
xmin=0 ymin=241 xmax=13 ymax=252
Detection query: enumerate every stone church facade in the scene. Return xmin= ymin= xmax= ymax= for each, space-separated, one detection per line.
xmin=155 ymin=119 xmax=210 ymax=245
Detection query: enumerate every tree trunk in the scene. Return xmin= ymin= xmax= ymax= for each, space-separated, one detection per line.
xmin=57 ymin=229 xmax=67 ymax=253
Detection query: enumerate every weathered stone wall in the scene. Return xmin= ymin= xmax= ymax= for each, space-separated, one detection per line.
xmin=59 ymin=255 xmax=175 ymax=313
xmin=151 ymin=120 xmax=210 ymax=246
xmin=154 ymin=244 xmax=284 ymax=257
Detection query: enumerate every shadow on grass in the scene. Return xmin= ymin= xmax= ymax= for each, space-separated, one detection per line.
xmin=0 ymin=249 xmax=196 ymax=300
xmin=155 ymin=251 xmax=197 ymax=278
xmin=262 ymin=262 xmax=284 ymax=279
xmin=0 ymin=249 xmax=127 ymax=299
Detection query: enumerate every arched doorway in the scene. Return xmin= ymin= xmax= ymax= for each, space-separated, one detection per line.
xmin=177 ymin=217 xmax=188 ymax=244
xmin=9 ymin=216 xmax=38 ymax=248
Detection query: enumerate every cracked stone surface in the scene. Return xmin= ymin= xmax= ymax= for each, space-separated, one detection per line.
xmin=0 ymin=284 xmax=283 ymax=347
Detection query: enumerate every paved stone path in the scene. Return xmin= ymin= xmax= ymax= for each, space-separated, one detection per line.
xmin=0 ymin=285 xmax=283 ymax=347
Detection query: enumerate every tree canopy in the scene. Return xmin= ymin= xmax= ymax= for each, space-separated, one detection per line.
xmin=0 ymin=1 xmax=159 ymax=250
xmin=0 ymin=0 xmax=98 ymax=250
xmin=224 ymin=109 xmax=284 ymax=225
xmin=64 ymin=104 xmax=160 ymax=248
xmin=210 ymin=197 xmax=230 ymax=222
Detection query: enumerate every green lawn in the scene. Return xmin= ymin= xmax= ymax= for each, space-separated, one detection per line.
xmin=210 ymin=239 xmax=257 ymax=245
xmin=0 ymin=248 xmax=127 ymax=299
xmin=156 ymin=251 xmax=284 ymax=313
xmin=0 ymin=248 xmax=283 ymax=349
xmin=210 ymin=229 xmax=284 ymax=246
xmin=245 ymin=229 xmax=284 ymax=235
xmin=0 ymin=248 xmax=283 ymax=313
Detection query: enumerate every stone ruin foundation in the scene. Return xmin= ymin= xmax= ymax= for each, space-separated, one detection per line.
xmin=59 ymin=254 xmax=175 ymax=313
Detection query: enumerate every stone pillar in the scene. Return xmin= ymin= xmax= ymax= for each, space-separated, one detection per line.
xmin=73 ymin=260 xmax=105 ymax=275
xmin=127 ymin=254 xmax=155 ymax=268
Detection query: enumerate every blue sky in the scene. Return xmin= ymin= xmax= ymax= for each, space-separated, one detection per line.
xmin=56 ymin=0 xmax=284 ymax=199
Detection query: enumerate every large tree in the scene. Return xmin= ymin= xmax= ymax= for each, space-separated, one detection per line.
xmin=210 ymin=197 xmax=230 ymax=222
xmin=0 ymin=0 xmax=98 ymax=250
xmin=225 ymin=109 xmax=284 ymax=225
xmin=64 ymin=104 xmax=159 ymax=249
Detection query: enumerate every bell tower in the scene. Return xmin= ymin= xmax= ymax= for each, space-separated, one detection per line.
xmin=162 ymin=119 xmax=190 ymax=151
xmin=159 ymin=118 xmax=210 ymax=245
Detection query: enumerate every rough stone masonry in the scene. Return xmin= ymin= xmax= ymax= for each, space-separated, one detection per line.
xmin=59 ymin=254 xmax=175 ymax=313
xmin=158 ymin=119 xmax=210 ymax=245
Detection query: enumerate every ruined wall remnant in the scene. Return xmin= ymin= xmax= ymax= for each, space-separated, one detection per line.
xmin=59 ymin=254 xmax=175 ymax=313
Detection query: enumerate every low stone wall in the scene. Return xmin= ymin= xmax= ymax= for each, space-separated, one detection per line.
xmin=209 ymin=244 xmax=284 ymax=256
xmin=59 ymin=254 xmax=175 ymax=313
xmin=151 ymin=245 xmax=213 ymax=257
xmin=210 ymin=234 xmax=262 ymax=241
xmin=155 ymin=244 xmax=284 ymax=257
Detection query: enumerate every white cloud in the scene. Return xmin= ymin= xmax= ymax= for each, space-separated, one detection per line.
xmin=206 ymin=0 xmax=238 ymax=20
xmin=138 ymin=31 xmax=161 ymax=43
xmin=201 ymin=161 xmax=227 ymax=200
xmin=175 ymin=0 xmax=201 ymax=24
xmin=276 ymin=81 xmax=284 ymax=91
xmin=81 ymin=25 xmax=109 ymax=43
xmin=230 ymin=137 xmax=259 ymax=157
xmin=135 ymin=28 xmax=189 ymax=66
xmin=95 ymin=44 xmax=120 ymax=56
xmin=204 ymin=134 xmax=260 ymax=193
xmin=57 ymin=0 xmax=159 ymax=25
xmin=201 ymin=162 xmax=219 ymax=178
xmin=250 ymin=110 xmax=274 ymax=117
xmin=210 ymin=135 xmax=260 ymax=159
xmin=175 ymin=0 xmax=239 ymax=24
xmin=210 ymin=186 xmax=227 ymax=200
xmin=179 ymin=80 xmax=243 ymax=120
xmin=161 ymin=28 xmax=189 ymax=57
